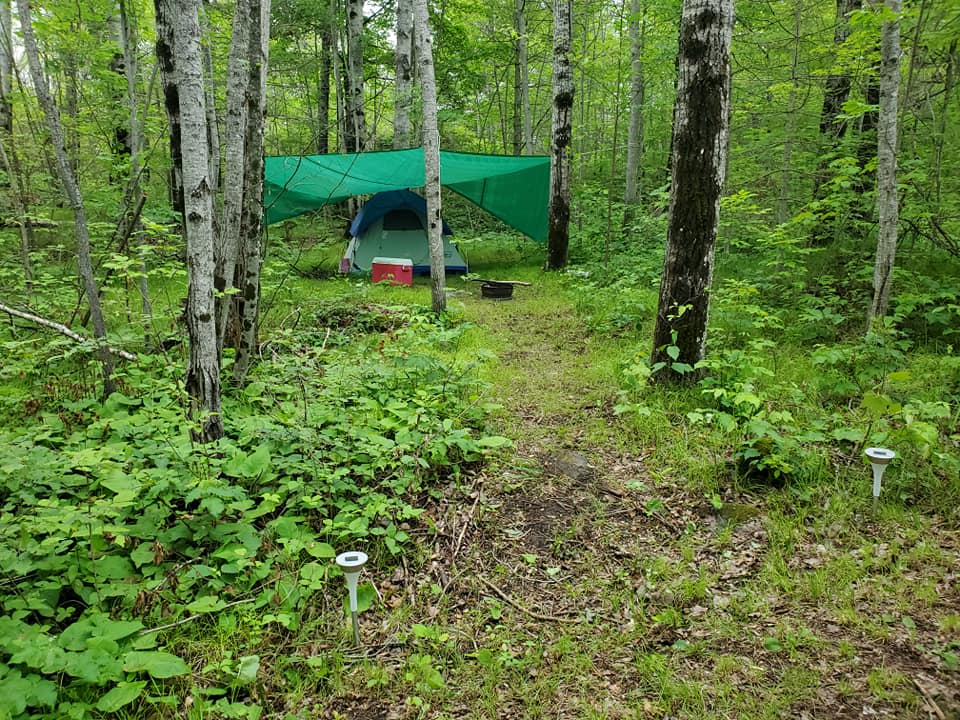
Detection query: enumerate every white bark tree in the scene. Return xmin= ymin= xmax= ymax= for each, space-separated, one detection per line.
xmin=155 ymin=0 xmax=223 ymax=441
xmin=651 ymin=0 xmax=734 ymax=384
xmin=233 ymin=0 xmax=271 ymax=383
xmin=394 ymin=0 xmax=414 ymax=149
xmin=413 ymin=0 xmax=445 ymax=313
xmin=546 ymin=0 xmax=573 ymax=270
xmin=516 ymin=0 xmax=532 ymax=154
xmin=867 ymin=0 xmax=901 ymax=326
xmin=344 ymin=0 xmax=365 ymax=152
xmin=16 ymin=0 xmax=116 ymax=395
xmin=0 ymin=0 xmax=10 ymax=135
xmin=216 ymin=0 xmax=254 ymax=349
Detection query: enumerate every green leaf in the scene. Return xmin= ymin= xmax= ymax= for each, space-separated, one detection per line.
xmin=187 ymin=596 xmax=227 ymax=613
xmin=130 ymin=542 xmax=157 ymax=568
xmin=96 ymin=681 xmax=147 ymax=712
xmin=122 ymin=651 xmax=189 ymax=678
xmin=236 ymin=655 xmax=260 ymax=685
xmin=666 ymin=345 xmax=680 ymax=361
xmin=342 ymin=583 xmax=376 ymax=614
xmin=304 ymin=541 xmax=335 ymax=559
xmin=763 ymin=637 xmax=783 ymax=652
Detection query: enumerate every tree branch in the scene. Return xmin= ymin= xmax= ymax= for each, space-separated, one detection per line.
xmin=0 ymin=301 xmax=137 ymax=362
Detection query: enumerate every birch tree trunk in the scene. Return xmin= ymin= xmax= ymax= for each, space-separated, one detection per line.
xmin=161 ymin=0 xmax=223 ymax=441
xmin=413 ymin=0 xmax=445 ymax=313
xmin=517 ymin=0 xmax=532 ymax=154
xmin=233 ymin=0 xmax=271 ymax=383
xmin=867 ymin=0 xmax=900 ymax=326
xmin=344 ymin=0 xmax=365 ymax=152
xmin=394 ymin=0 xmax=414 ymax=149
xmin=16 ymin=0 xmax=116 ymax=396
xmin=0 ymin=1 xmax=33 ymax=291
xmin=216 ymin=0 xmax=254 ymax=350
xmin=651 ymin=0 xmax=734 ymax=384
xmin=0 ymin=0 xmax=10 ymax=135
xmin=202 ymin=36 xmax=221 ymax=194
xmin=154 ymin=0 xmax=184 ymax=213
xmin=624 ymin=0 xmax=645 ymax=205
xmin=545 ymin=0 xmax=573 ymax=271
xmin=318 ymin=14 xmax=332 ymax=153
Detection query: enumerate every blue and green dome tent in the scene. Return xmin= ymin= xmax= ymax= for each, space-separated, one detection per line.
xmin=344 ymin=189 xmax=465 ymax=274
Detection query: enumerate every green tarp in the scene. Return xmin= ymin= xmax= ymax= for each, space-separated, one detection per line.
xmin=264 ymin=148 xmax=551 ymax=241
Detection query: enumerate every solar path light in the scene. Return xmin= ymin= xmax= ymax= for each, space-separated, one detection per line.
xmin=335 ymin=551 xmax=368 ymax=646
xmin=864 ymin=447 xmax=895 ymax=514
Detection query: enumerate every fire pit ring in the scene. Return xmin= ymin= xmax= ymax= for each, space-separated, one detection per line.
xmin=481 ymin=281 xmax=514 ymax=300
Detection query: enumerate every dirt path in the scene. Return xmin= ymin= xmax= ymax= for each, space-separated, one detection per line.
xmin=322 ymin=284 xmax=959 ymax=719
xmin=431 ymin=286 xmax=960 ymax=719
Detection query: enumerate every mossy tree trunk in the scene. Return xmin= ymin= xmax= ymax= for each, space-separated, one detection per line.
xmin=651 ymin=0 xmax=734 ymax=385
xmin=546 ymin=0 xmax=572 ymax=271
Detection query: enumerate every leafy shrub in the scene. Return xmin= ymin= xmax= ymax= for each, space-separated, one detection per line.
xmin=0 ymin=304 xmax=507 ymax=717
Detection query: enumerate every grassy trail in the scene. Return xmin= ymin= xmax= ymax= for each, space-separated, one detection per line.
xmin=374 ymin=280 xmax=960 ymax=719
xmin=322 ymin=277 xmax=958 ymax=720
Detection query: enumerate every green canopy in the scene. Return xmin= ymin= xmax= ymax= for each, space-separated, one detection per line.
xmin=264 ymin=148 xmax=550 ymax=241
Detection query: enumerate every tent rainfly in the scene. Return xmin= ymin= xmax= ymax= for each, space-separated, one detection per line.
xmin=263 ymin=148 xmax=551 ymax=241
xmin=344 ymin=190 xmax=467 ymax=274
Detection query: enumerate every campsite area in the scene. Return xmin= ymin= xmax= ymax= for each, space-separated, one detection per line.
xmin=1 ymin=221 xmax=958 ymax=718
xmin=1 ymin=0 xmax=960 ymax=717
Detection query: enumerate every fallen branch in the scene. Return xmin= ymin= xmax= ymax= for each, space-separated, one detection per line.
xmin=912 ymin=677 xmax=947 ymax=720
xmin=451 ymin=483 xmax=482 ymax=561
xmin=0 ymin=301 xmax=138 ymax=362
xmin=476 ymin=574 xmax=579 ymax=624
xmin=139 ymin=597 xmax=256 ymax=636
xmin=0 ymin=217 xmax=58 ymax=229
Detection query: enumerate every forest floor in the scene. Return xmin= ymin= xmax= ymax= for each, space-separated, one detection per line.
xmin=318 ymin=279 xmax=960 ymax=719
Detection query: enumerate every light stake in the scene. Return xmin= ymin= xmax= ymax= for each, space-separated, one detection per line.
xmin=864 ymin=447 xmax=895 ymax=514
xmin=335 ymin=550 xmax=368 ymax=646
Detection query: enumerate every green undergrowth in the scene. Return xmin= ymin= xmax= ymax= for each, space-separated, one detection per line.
xmin=0 ymin=300 xmax=508 ymax=718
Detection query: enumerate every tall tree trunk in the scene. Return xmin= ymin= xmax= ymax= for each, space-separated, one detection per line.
xmin=413 ymin=0 xmax=445 ymax=313
xmin=318 ymin=13 xmax=332 ymax=153
xmin=157 ymin=0 xmax=223 ymax=441
xmin=545 ymin=0 xmax=573 ymax=271
xmin=651 ymin=0 xmax=734 ymax=384
xmin=17 ymin=0 xmax=116 ymax=395
xmin=867 ymin=0 xmax=900 ymax=326
xmin=933 ymin=40 xmax=956 ymax=212
xmin=234 ymin=0 xmax=271 ymax=383
xmin=624 ymin=0 xmax=645 ymax=206
xmin=344 ymin=0 xmax=365 ymax=152
xmin=155 ymin=0 xmax=184 ymax=213
xmin=331 ymin=0 xmax=345 ymax=151
xmin=0 ymin=0 xmax=32 ymax=292
xmin=0 ymin=0 xmax=11 ymax=135
xmin=0 ymin=136 xmax=35 ymax=293
xmin=517 ymin=0 xmax=532 ymax=154
xmin=812 ymin=0 xmax=861 ymax=200
xmin=202 ymin=34 xmax=221 ymax=194
xmin=118 ymin=0 xmax=151 ymax=325
xmin=394 ymin=0 xmax=414 ymax=149
xmin=216 ymin=0 xmax=254 ymax=350
xmin=414 ymin=0 xmax=444 ymax=311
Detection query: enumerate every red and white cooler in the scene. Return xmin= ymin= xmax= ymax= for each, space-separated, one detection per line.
xmin=371 ymin=257 xmax=413 ymax=286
